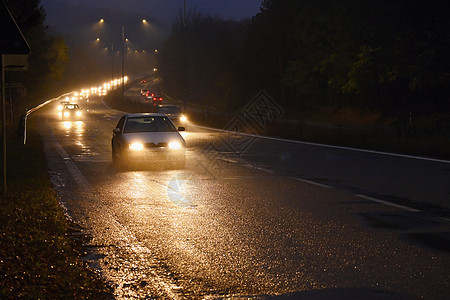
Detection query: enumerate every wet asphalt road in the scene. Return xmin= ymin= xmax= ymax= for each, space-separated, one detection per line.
xmin=35 ymin=96 xmax=449 ymax=299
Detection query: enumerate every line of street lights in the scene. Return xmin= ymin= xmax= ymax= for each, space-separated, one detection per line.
xmin=94 ymin=0 xmax=187 ymax=104
xmin=98 ymin=18 xmax=149 ymax=99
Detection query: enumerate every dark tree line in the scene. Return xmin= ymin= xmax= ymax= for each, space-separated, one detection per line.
xmin=159 ymin=11 xmax=249 ymax=112
xmin=159 ymin=0 xmax=449 ymax=119
xmin=4 ymin=0 xmax=68 ymax=108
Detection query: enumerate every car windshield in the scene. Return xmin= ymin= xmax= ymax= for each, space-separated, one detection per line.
xmin=64 ymin=104 xmax=79 ymax=109
xmin=158 ymin=106 xmax=181 ymax=114
xmin=123 ymin=116 xmax=176 ymax=133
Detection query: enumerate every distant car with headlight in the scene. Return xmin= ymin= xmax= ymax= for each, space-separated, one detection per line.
xmin=57 ymin=100 xmax=70 ymax=112
xmin=61 ymin=103 xmax=82 ymax=120
xmin=111 ymin=113 xmax=186 ymax=169
xmin=155 ymin=105 xmax=187 ymax=128
xmin=141 ymin=89 xmax=150 ymax=97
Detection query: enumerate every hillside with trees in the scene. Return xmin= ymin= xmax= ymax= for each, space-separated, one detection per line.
xmin=159 ymin=0 xmax=449 ymax=125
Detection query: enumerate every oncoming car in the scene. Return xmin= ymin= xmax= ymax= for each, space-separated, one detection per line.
xmin=61 ymin=103 xmax=82 ymax=120
xmin=111 ymin=113 xmax=186 ymax=169
xmin=155 ymin=105 xmax=187 ymax=128
xmin=57 ymin=100 xmax=70 ymax=112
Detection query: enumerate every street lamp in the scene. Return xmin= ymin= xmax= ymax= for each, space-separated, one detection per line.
xmin=121 ymin=24 xmax=125 ymax=99
xmin=183 ymin=0 xmax=187 ymax=112
xmin=99 ymin=18 xmax=148 ymax=100
xmin=95 ymin=37 xmax=116 ymax=84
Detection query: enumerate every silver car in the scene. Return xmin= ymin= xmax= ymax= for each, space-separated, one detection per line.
xmin=111 ymin=113 xmax=186 ymax=169
xmin=155 ymin=105 xmax=187 ymax=128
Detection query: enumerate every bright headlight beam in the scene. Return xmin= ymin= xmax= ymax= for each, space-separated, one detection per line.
xmin=129 ymin=143 xmax=144 ymax=151
xmin=180 ymin=115 xmax=187 ymax=122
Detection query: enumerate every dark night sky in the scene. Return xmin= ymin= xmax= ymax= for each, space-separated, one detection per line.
xmin=41 ymin=0 xmax=263 ymax=46
xmin=39 ymin=0 xmax=264 ymax=76
xmin=41 ymin=0 xmax=263 ymax=25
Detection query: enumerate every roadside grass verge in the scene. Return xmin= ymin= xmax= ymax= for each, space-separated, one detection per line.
xmin=0 ymin=118 xmax=113 ymax=299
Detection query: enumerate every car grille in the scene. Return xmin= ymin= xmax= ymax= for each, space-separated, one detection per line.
xmin=144 ymin=143 xmax=168 ymax=148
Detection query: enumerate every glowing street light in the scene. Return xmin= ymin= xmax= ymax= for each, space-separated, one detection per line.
xmin=98 ymin=18 xmax=149 ymax=100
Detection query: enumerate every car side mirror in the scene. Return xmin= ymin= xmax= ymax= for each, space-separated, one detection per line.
xmin=113 ymin=128 xmax=121 ymax=134
xmin=178 ymin=127 xmax=185 ymax=131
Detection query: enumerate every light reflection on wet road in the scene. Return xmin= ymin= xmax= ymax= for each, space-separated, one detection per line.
xmin=37 ymin=97 xmax=450 ymax=299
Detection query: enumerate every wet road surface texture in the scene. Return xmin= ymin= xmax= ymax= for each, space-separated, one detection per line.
xmin=35 ymin=96 xmax=449 ymax=299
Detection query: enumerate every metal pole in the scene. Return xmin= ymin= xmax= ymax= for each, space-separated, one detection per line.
xmin=183 ymin=0 xmax=187 ymax=112
xmin=111 ymin=43 xmax=114 ymax=82
xmin=1 ymin=55 xmax=7 ymax=193
xmin=121 ymin=25 xmax=125 ymax=100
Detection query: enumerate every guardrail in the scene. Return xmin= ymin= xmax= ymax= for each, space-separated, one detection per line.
xmin=22 ymin=91 xmax=74 ymax=144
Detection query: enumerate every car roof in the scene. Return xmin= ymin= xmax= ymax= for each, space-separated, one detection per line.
xmin=126 ymin=113 xmax=167 ymax=118
xmin=64 ymin=103 xmax=79 ymax=108
xmin=158 ymin=104 xmax=180 ymax=108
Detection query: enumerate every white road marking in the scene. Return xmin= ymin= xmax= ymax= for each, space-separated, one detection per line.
xmin=46 ymin=118 xmax=92 ymax=191
xmin=252 ymin=166 xmax=276 ymax=173
xmin=355 ymin=194 xmax=421 ymax=212
xmin=101 ymin=98 xmax=116 ymax=111
xmin=291 ymin=177 xmax=331 ymax=189
xmin=193 ymin=125 xmax=450 ymax=164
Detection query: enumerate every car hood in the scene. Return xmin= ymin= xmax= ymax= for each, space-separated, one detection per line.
xmin=164 ymin=113 xmax=180 ymax=119
xmin=123 ymin=132 xmax=185 ymax=146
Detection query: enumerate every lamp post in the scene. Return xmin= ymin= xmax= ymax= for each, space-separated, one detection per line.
xmin=100 ymin=19 xmax=132 ymax=99
xmin=99 ymin=19 xmax=145 ymax=100
xmin=121 ymin=24 xmax=125 ymax=100
xmin=96 ymin=38 xmax=115 ymax=83
xmin=110 ymin=43 xmax=114 ymax=82
xmin=183 ymin=0 xmax=187 ymax=112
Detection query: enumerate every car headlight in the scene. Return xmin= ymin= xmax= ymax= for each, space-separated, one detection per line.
xmin=63 ymin=111 xmax=70 ymax=117
xmin=129 ymin=143 xmax=144 ymax=151
xmin=76 ymin=111 xmax=82 ymax=117
xmin=180 ymin=115 xmax=187 ymax=122
xmin=169 ymin=141 xmax=182 ymax=150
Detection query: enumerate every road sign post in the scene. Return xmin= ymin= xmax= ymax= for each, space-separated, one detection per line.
xmin=1 ymin=2 xmax=31 ymax=194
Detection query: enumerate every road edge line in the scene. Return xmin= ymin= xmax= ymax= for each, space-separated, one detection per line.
xmin=355 ymin=194 xmax=421 ymax=212
xmin=192 ymin=125 xmax=450 ymax=164
xmin=45 ymin=117 xmax=92 ymax=191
